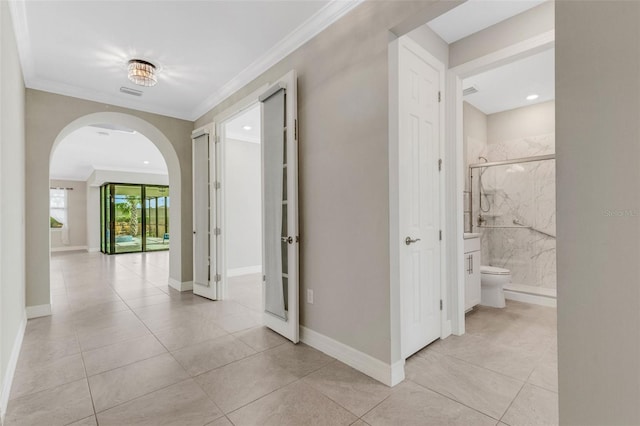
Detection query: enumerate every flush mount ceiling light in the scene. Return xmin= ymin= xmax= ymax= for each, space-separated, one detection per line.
xmin=127 ymin=59 xmax=157 ymax=87
xmin=143 ymin=161 xmax=150 ymax=164
xmin=526 ymin=93 xmax=539 ymax=101
xmin=243 ymin=125 xmax=252 ymax=131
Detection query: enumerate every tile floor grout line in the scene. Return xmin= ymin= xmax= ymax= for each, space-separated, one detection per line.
xmin=406 ymin=377 xmax=505 ymax=422
xmin=497 ymin=379 xmax=527 ymax=424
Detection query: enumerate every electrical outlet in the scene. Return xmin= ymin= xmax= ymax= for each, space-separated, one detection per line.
xmin=307 ymin=289 xmax=314 ymax=304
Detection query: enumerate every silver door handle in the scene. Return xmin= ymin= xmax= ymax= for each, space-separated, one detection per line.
xmin=405 ymin=237 xmax=421 ymax=245
xmin=281 ymin=236 xmax=293 ymax=244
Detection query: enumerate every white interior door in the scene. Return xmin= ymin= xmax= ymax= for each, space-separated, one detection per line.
xmin=398 ymin=37 xmax=443 ymax=358
xmin=260 ymin=70 xmax=299 ymax=343
xmin=192 ymin=127 xmax=218 ymax=300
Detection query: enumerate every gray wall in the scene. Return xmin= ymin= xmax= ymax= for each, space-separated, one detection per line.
xmin=196 ymin=0 xmax=459 ymax=364
xmin=25 ymin=90 xmax=193 ymax=308
xmin=449 ymin=1 xmax=554 ymax=69
xmin=49 ymin=179 xmax=87 ymax=249
xmin=556 ymin=1 xmax=640 ymax=424
xmin=0 ymin=0 xmax=26 ymax=406
xmin=225 ymin=139 xmax=261 ymax=272
xmin=487 ymin=100 xmax=554 ymax=143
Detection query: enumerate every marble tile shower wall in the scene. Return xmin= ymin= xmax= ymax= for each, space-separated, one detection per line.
xmin=472 ymin=133 xmax=556 ymax=289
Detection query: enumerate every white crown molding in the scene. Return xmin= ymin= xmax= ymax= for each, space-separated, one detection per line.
xmin=27 ymin=77 xmax=193 ymax=121
xmin=10 ymin=0 xmax=363 ymax=122
xmin=189 ymin=0 xmax=365 ymax=120
xmin=8 ymin=0 xmax=35 ymax=86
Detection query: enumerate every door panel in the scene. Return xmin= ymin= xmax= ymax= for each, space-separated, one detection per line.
xmin=193 ymin=130 xmax=217 ymax=300
xmin=399 ymin=37 xmax=443 ymax=358
xmin=260 ymin=70 xmax=299 ymax=343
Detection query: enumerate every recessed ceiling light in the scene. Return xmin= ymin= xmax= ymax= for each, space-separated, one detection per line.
xmin=243 ymin=125 xmax=252 ymax=131
xmin=526 ymin=94 xmax=539 ymax=101
xmin=143 ymin=161 xmax=150 ymax=165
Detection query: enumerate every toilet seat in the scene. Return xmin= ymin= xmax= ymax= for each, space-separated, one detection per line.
xmin=480 ymin=265 xmax=510 ymax=275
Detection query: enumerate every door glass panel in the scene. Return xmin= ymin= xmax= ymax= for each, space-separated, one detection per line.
xmin=145 ymin=185 xmax=170 ymax=251
xmin=105 ymin=185 xmax=111 ymax=253
xmin=114 ymin=185 xmax=142 ymax=253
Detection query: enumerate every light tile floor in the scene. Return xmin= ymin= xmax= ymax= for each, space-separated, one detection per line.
xmin=6 ymin=251 xmax=558 ymax=425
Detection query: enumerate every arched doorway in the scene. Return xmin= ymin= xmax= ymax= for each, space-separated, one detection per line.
xmin=26 ymin=111 xmax=187 ymax=318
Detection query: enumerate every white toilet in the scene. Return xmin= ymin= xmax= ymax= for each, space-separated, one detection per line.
xmin=479 ymin=266 xmax=510 ymax=308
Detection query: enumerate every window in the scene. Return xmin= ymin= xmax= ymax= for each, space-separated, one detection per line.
xmin=50 ymin=188 xmax=66 ymax=229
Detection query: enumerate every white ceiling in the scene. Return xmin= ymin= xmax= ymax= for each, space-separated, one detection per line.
xmin=225 ymin=104 xmax=261 ymax=144
xmin=462 ymin=47 xmax=555 ymax=115
xmin=427 ymin=0 xmax=547 ymax=44
xmin=50 ymin=126 xmax=167 ymax=181
xmin=10 ymin=0 xmax=361 ymax=121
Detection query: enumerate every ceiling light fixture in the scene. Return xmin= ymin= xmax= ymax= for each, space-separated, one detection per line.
xmin=143 ymin=161 xmax=150 ymax=165
xmin=526 ymin=94 xmax=539 ymax=101
xmin=127 ymin=59 xmax=157 ymax=87
xmin=243 ymin=125 xmax=252 ymax=131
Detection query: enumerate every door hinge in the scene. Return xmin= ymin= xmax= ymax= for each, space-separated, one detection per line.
xmin=438 ymin=91 xmax=441 ymax=103
xmin=294 ymin=119 xmax=298 ymax=140
xmin=262 ymin=275 xmax=266 ymax=282
xmin=438 ymin=158 xmax=442 ymax=171
xmin=213 ymin=181 xmax=221 ymax=190
xmin=214 ymin=227 xmax=221 ymax=236
xmin=214 ymin=274 xmax=221 ymax=282
xmin=440 ymin=300 xmax=443 ymax=310
xmin=439 ymin=230 xmax=442 ymax=241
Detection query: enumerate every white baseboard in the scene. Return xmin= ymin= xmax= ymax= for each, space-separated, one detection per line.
xmin=504 ymin=290 xmax=557 ymax=308
xmin=88 ymin=247 xmax=100 ymax=253
xmin=0 ymin=315 xmax=26 ymax=423
xmin=300 ymin=326 xmax=404 ymax=387
xmin=168 ymin=278 xmax=193 ymax=292
xmin=227 ymin=265 xmax=262 ymax=277
xmin=26 ymin=304 xmax=52 ymax=319
xmin=50 ymin=245 xmax=88 ymax=253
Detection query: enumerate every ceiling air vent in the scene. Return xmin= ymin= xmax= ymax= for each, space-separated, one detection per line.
xmin=462 ymin=85 xmax=479 ymax=96
xmin=120 ymin=86 xmax=143 ymax=97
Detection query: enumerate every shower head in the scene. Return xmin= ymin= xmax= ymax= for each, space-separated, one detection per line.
xmin=478 ymin=156 xmax=488 ymax=163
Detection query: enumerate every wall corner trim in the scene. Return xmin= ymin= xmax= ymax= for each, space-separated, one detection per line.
xmin=26 ymin=304 xmax=52 ymax=319
xmin=168 ymin=278 xmax=193 ymax=292
xmin=300 ymin=326 xmax=404 ymax=387
xmin=0 ymin=315 xmax=27 ymax=423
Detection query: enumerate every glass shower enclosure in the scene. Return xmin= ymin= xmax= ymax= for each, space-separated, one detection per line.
xmin=100 ymin=183 xmax=169 ymax=254
xmin=469 ymin=154 xmax=556 ymax=296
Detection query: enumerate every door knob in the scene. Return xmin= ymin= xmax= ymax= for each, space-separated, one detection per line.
xmin=281 ymin=236 xmax=294 ymax=244
xmin=405 ymin=237 xmax=421 ymax=245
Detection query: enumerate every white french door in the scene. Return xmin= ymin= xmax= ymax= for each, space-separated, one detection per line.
xmin=260 ymin=70 xmax=299 ymax=343
xmin=192 ymin=127 xmax=219 ymax=300
xmin=398 ymin=37 xmax=443 ymax=358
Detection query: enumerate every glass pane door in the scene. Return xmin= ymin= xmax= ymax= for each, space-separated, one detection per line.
xmin=145 ymin=185 xmax=170 ymax=251
xmin=114 ymin=185 xmax=142 ymax=254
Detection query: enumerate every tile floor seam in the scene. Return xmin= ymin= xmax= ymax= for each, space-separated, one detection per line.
xmin=223 ymin=376 xmax=306 ymax=417
xmin=443 ymin=350 xmax=529 ymax=383
xmin=497 ymin=379 xmax=527 ymax=424
xmin=354 ymin=388 xmax=395 ymax=420
xmin=431 ymin=348 xmax=538 ymax=383
xmin=406 ymin=377 xmax=503 ymax=422
xmin=74 ymin=308 xmax=99 ymax=423
xmin=81 ymin=343 xmax=167 ymax=378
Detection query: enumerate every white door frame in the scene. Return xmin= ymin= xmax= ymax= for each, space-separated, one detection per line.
xmin=389 ymin=35 xmax=448 ymax=383
xmin=446 ymin=30 xmax=555 ymax=335
xmin=212 ymin=85 xmax=269 ymax=300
